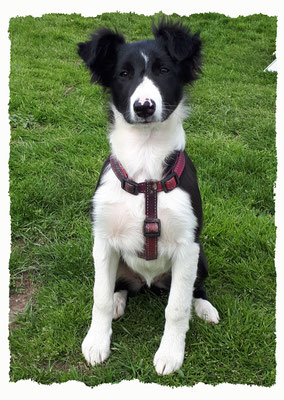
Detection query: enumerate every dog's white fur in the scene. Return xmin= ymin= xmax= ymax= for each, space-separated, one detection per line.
xmin=82 ymin=79 xmax=219 ymax=375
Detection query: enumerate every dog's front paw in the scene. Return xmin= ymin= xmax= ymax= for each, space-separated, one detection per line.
xmin=154 ymin=339 xmax=185 ymax=375
xmin=82 ymin=329 xmax=111 ymax=366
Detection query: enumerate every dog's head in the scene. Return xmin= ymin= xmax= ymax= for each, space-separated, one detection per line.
xmin=78 ymin=20 xmax=202 ymax=125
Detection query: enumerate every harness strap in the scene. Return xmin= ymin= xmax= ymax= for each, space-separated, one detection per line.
xmin=141 ymin=180 xmax=160 ymax=260
xmin=109 ymin=151 xmax=185 ymax=260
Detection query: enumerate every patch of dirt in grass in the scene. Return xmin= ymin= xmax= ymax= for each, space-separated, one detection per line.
xmin=9 ymin=271 xmax=35 ymax=328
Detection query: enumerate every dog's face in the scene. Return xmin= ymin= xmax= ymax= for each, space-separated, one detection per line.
xmin=78 ymin=21 xmax=202 ymax=125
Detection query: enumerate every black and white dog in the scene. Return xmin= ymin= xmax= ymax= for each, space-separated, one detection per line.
xmin=78 ymin=20 xmax=219 ymax=375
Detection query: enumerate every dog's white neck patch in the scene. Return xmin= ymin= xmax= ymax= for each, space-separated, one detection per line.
xmin=110 ymin=102 xmax=187 ymax=181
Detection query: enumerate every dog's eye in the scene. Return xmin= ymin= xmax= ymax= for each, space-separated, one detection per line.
xmin=119 ymin=70 xmax=129 ymax=78
xmin=160 ymin=67 xmax=169 ymax=74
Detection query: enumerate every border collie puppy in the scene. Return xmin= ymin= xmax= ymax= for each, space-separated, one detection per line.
xmin=78 ymin=20 xmax=219 ymax=375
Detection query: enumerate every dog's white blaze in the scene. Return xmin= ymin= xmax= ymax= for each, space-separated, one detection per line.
xmin=130 ymin=76 xmax=163 ymax=121
xmin=141 ymin=51 xmax=149 ymax=66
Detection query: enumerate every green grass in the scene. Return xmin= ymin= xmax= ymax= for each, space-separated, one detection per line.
xmin=9 ymin=12 xmax=277 ymax=386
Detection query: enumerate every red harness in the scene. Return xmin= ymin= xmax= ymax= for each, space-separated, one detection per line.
xmin=110 ymin=151 xmax=185 ymax=260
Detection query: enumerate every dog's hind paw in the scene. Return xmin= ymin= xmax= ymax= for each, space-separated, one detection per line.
xmin=194 ymin=298 xmax=220 ymax=324
xmin=113 ymin=290 xmax=127 ymax=320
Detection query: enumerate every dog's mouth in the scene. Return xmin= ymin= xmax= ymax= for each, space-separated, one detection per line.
xmin=133 ymin=115 xmax=158 ymax=124
xmin=125 ymin=112 xmax=160 ymax=125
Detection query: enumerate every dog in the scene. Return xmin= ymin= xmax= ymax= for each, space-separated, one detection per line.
xmin=77 ymin=19 xmax=219 ymax=375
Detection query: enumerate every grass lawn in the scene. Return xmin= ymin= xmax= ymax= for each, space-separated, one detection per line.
xmin=8 ymin=12 xmax=277 ymax=387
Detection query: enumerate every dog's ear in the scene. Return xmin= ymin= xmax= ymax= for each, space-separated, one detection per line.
xmin=152 ymin=20 xmax=202 ymax=84
xmin=78 ymin=28 xmax=125 ymax=87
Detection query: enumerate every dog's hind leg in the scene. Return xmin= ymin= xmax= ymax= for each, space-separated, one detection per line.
xmin=113 ymin=259 xmax=146 ymax=320
xmin=193 ymin=244 xmax=220 ymax=324
xmin=113 ymin=290 xmax=128 ymax=319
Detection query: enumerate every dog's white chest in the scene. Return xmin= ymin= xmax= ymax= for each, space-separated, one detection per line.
xmin=92 ymin=167 xmax=197 ymax=283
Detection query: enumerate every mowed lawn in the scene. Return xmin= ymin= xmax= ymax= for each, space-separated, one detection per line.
xmin=9 ymin=12 xmax=277 ymax=386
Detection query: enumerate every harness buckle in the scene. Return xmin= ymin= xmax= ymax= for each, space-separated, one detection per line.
xmin=161 ymin=171 xmax=180 ymax=193
xmin=144 ymin=218 xmax=161 ymax=238
xmin=121 ymin=177 xmax=139 ymax=195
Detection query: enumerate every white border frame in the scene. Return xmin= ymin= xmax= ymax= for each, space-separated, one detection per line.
xmin=1 ymin=1 xmax=282 ymax=399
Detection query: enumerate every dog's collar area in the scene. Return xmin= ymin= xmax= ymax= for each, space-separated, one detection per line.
xmin=109 ymin=150 xmax=185 ymax=195
xmin=110 ymin=151 xmax=185 ymax=260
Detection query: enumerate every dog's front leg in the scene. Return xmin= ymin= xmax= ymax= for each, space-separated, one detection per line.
xmin=82 ymin=237 xmax=119 ymax=365
xmin=154 ymin=242 xmax=199 ymax=375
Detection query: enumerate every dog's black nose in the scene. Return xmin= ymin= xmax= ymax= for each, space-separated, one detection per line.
xmin=133 ymin=98 xmax=156 ymax=118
